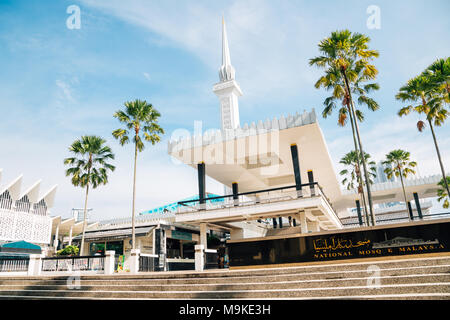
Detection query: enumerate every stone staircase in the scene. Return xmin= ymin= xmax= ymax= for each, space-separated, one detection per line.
xmin=0 ymin=255 xmax=449 ymax=300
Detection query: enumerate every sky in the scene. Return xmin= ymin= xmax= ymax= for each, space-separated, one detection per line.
xmin=0 ymin=0 xmax=449 ymax=220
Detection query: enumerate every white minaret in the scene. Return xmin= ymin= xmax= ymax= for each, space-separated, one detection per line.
xmin=213 ymin=17 xmax=242 ymax=131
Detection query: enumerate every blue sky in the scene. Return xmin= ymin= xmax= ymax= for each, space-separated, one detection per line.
xmin=0 ymin=0 xmax=449 ymax=220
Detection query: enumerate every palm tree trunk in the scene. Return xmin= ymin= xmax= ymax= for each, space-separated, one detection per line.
xmin=348 ymin=109 xmax=370 ymax=225
xmin=428 ymin=119 xmax=450 ymax=198
xmin=397 ymin=166 xmax=410 ymax=220
xmin=131 ymin=137 xmax=138 ymax=250
xmin=341 ymin=70 xmax=375 ymax=226
xmin=79 ymin=182 xmax=90 ymax=256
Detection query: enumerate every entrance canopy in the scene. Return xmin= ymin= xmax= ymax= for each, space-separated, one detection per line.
xmin=73 ymin=226 xmax=155 ymax=242
xmin=0 ymin=241 xmax=41 ymax=254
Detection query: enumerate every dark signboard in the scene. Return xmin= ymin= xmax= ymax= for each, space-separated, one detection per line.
xmin=227 ymin=220 xmax=450 ymax=267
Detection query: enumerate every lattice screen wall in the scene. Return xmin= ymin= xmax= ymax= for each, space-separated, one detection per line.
xmin=0 ymin=209 xmax=52 ymax=244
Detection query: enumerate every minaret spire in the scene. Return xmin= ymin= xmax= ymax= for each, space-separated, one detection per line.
xmin=219 ymin=17 xmax=236 ymax=82
xmin=214 ymin=16 xmax=242 ymax=131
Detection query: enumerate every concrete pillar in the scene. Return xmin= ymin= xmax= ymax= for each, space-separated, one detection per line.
xmin=232 ymin=182 xmax=239 ymax=206
xmin=198 ymin=162 xmax=206 ymax=210
xmin=68 ymin=225 xmax=73 ymax=246
xmin=413 ymin=192 xmax=423 ymax=219
xmin=195 ymin=245 xmax=205 ymax=272
xmin=307 ymin=170 xmax=315 ymax=196
xmin=299 ymin=212 xmax=308 ymax=234
xmin=104 ymin=250 xmax=115 ymax=275
xmin=53 ymin=224 xmax=60 ymax=253
xmin=356 ymin=200 xmax=363 ymax=226
xmin=129 ymin=249 xmax=140 ymax=274
xmin=28 ymin=254 xmax=44 ymax=276
xmin=290 ymin=144 xmax=303 ymax=197
xmin=200 ymin=223 xmax=207 ymax=249
xmin=407 ymin=201 xmax=414 ymax=221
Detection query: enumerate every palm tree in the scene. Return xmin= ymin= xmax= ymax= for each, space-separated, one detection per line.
xmin=339 ymin=151 xmax=377 ymax=225
xmin=396 ymin=74 xmax=450 ymax=200
xmin=422 ymin=57 xmax=450 ymax=101
xmin=437 ymin=176 xmax=450 ymax=209
xmin=310 ymin=30 xmax=380 ymax=225
xmin=112 ymin=99 xmax=164 ymax=250
xmin=340 ymin=151 xmax=377 ymax=190
xmin=64 ymin=136 xmax=115 ymax=256
xmin=382 ymin=150 xmax=417 ymax=219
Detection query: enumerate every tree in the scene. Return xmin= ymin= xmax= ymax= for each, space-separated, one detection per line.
xmin=339 ymin=151 xmax=377 ymax=190
xmin=382 ymin=150 xmax=417 ymax=219
xmin=310 ymin=29 xmax=380 ymax=225
xmin=112 ymin=99 xmax=164 ymax=250
xmin=64 ymin=136 xmax=115 ymax=255
xmin=397 ymin=74 xmax=450 ymax=200
xmin=339 ymin=151 xmax=377 ymax=225
xmin=437 ymin=176 xmax=450 ymax=209
xmin=422 ymin=57 xmax=450 ymax=102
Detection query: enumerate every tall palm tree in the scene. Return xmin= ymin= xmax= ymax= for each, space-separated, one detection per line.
xmin=396 ymin=74 xmax=450 ymax=199
xmin=437 ymin=176 xmax=450 ymax=209
xmin=382 ymin=150 xmax=417 ymax=219
xmin=310 ymin=30 xmax=380 ymax=225
xmin=422 ymin=57 xmax=450 ymax=101
xmin=112 ymin=99 xmax=164 ymax=250
xmin=64 ymin=136 xmax=115 ymax=256
xmin=339 ymin=151 xmax=377 ymax=225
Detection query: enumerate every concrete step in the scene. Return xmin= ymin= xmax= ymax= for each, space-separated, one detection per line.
xmin=1 ymin=255 xmax=449 ymax=300
xmin=0 ymin=274 xmax=448 ymax=291
xmin=3 ymin=255 xmax=448 ymax=282
xmin=0 ymin=283 xmax=448 ymax=299
xmin=1 ymin=264 xmax=449 ymax=285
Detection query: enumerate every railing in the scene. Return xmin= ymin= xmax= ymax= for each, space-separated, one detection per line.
xmin=42 ymin=255 xmax=105 ymax=272
xmin=0 ymin=256 xmax=29 ymax=272
xmin=341 ymin=212 xmax=450 ymax=228
xmin=139 ymin=253 xmax=157 ymax=272
xmin=177 ymin=182 xmax=331 ymax=214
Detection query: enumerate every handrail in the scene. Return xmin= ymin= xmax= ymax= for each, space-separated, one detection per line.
xmin=43 ymin=255 xmax=106 ymax=260
xmin=341 ymin=212 xmax=450 ymax=226
xmin=178 ymin=182 xmax=317 ymax=206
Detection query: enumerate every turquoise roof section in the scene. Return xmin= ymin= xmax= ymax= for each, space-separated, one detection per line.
xmin=140 ymin=193 xmax=224 ymax=216
xmin=1 ymin=241 xmax=41 ymax=250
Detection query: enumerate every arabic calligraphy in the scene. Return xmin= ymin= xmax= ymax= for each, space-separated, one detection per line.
xmin=313 ymin=237 xmax=371 ymax=251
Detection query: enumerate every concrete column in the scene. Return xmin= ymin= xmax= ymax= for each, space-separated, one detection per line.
xmin=232 ymin=182 xmax=239 ymax=206
xmin=290 ymin=144 xmax=303 ymax=197
xmin=129 ymin=249 xmax=140 ymax=274
xmin=53 ymin=224 xmax=60 ymax=253
xmin=307 ymin=170 xmax=315 ymax=196
xmin=407 ymin=201 xmax=414 ymax=221
xmin=299 ymin=212 xmax=308 ymax=234
xmin=68 ymin=225 xmax=73 ymax=246
xmin=272 ymin=217 xmax=277 ymax=229
xmin=28 ymin=254 xmax=44 ymax=276
xmin=195 ymin=245 xmax=205 ymax=272
xmin=413 ymin=192 xmax=423 ymax=219
xmin=200 ymin=223 xmax=207 ymax=249
xmin=104 ymin=250 xmax=115 ymax=275
xmin=198 ymin=162 xmax=206 ymax=210
xmin=356 ymin=200 xmax=363 ymax=226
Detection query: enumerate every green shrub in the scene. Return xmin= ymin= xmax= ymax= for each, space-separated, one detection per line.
xmin=57 ymin=245 xmax=79 ymax=256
